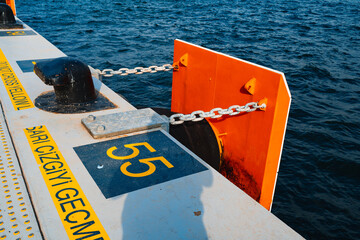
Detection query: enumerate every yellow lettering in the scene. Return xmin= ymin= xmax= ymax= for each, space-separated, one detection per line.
xmin=64 ymin=210 xmax=90 ymax=224
xmin=121 ymin=156 xmax=174 ymax=178
xmin=56 ymin=188 xmax=79 ymax=201
xmin=35 ymin=145 xmax=54 ymax=153
xmin=43 ymin=161 xmax=63 ymax=171
xmin=60 ymin=198 xmax=85 ymax=213
xmin=23 ymin=125 xmax=109 ymax=239
xmin=0 ymin=49 xmax=34 ymax=110
xmin=107 ymin=142 xmax=156 ymax=160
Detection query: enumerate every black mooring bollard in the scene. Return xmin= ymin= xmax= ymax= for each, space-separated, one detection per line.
xmin=0 ymin=3 xmax=15 ymax=24
xmin=0 ymin=3 xmax=23 ymax=29
xmin=34 ymin=57 xmax=97 ymax=104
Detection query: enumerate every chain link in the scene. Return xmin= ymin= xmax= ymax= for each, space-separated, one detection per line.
xmin=95 ymin=64 xmax=174 ymax=77
xmin=95 ymin=64 xmax=266 ymax=125
xmin=169 ymin=102 xmax=266 ymax=125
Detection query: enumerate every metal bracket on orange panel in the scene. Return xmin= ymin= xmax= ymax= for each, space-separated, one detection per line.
xmin=172 ymin=53 xmax=188 ymax=72
xmin=171 ymin=39 xmax=291 ymax=210
xmin=6 ymin=0 xmax=16 ymax=15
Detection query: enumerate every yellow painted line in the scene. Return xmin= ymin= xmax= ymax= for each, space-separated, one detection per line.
xmin=24 ymin=125 xmax=110 ymax=240
xmin=0 ymin=49 xmax=34 ymax=110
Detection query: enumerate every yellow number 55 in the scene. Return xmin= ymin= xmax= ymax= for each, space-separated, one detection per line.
xmin=107 ymin=142 xmax=155 ymax=160
xmin=121 ymin=156 xmax=173 ymax=177
xmin=106 ymin=142 xmax=174 ymax=177
xmin=6 ymin=31 xmax=25 ymax=36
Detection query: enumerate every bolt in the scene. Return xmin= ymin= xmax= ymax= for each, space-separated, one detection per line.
xmin=96 ymin=125 xmax=105 ymax=132
xmin=87 ymin=115 xmax=96 ymax=122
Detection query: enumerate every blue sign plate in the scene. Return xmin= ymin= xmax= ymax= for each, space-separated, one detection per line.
xmin=74 ymin=131 xmax=208 ymax=198
xmin=0 ymin=30 xmax=36 ymax=37
xmin=16 ymin=58 xmax=54 ymax=73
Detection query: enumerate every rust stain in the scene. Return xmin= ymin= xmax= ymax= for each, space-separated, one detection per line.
xmin=193 ymin=211 xmax=201 ymax=216
xmin=220 ymin=157 xmax=261 ymax=202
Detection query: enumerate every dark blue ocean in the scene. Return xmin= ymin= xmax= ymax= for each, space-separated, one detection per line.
xmin=16 ymin=0 xmax=360 ymax=239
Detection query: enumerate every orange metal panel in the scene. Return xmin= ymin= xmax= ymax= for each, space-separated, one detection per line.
xmin=6 ymin=0 xmax=16 ymax=15
xmin=171 ymin=39 xmax=291 ymax=210
xmin=260 ymin=77 xmax=291 ymax=210
xmin=171 ymin=41 xmax=217 ymax=112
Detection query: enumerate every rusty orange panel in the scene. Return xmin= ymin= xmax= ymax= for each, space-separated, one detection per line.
xmin=6 ymin=0 xmax=16 ymax=15
xmin=171 ymin=39 xmax=291 ymax=210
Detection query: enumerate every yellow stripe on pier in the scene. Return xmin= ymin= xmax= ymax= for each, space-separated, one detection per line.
xmin=0 ymin=49 xmax=34 ymax=111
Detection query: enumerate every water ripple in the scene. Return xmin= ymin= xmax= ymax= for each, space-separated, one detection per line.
xmin=17 ymin=0 xmax=360 ymax=239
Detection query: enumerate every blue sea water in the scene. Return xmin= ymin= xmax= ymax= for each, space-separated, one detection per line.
xmin=16 ymin=0 xmax=360 ymax=239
